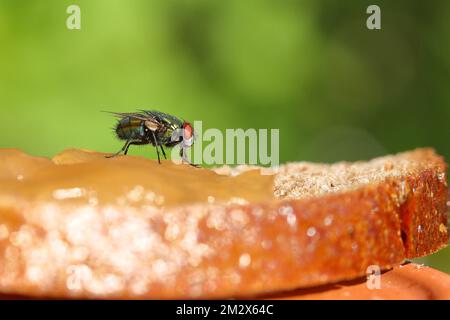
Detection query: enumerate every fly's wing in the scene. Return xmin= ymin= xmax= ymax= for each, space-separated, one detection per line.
xmin=141 ymin=110 xmax=183 ymax=130
xmin=105 ymin=111 xmax=150 ymax=121
xmin=106 ymin=110 xmax=183 ymax=129
xmin=105 ymin=111 xmax=162 ymax=131
xmin=105 ymin=110 xmax=183 ymax=140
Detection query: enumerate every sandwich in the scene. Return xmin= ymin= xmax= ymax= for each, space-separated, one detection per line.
xmin=0 ymin=148 xmax=447 ymax=299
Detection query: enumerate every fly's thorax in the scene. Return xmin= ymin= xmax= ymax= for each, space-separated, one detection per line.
xmin=157 ymin=127 xmax=178 ymax=147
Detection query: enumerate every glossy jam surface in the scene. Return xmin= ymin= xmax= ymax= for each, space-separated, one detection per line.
xmin=0 ymin=149 xmax=277 ymax=298
xmin=0 ymin=149 xmax=275 ymax=208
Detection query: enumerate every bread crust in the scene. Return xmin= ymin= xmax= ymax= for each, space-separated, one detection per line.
xmin=399 ymin=167 xmax=448 ymax=258
xmin=0 ymin=148 xmax=447 ymax=298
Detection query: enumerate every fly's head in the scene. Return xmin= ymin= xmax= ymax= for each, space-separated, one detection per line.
xmin=182 ymin=121 xmax=194 ymax=147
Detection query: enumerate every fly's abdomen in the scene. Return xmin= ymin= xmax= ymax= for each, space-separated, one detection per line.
xmin=115 ymin=117 xmax=144 ymax=140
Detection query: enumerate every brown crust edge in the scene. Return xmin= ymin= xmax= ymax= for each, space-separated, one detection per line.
xmin=399 ymin=167 xmax=448 ymax=258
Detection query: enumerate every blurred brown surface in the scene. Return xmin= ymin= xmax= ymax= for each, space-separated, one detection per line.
xmin=0 ymin=263 xmax=448 ymax=300
xmin=266 ymin=263 xmax=450 ymax=300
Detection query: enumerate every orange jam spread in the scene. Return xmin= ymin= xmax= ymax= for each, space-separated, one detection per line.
xmin=0 ymin=149 xmax=275 ymax=208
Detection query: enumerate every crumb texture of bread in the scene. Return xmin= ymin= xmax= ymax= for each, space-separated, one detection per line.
xmin=274 ymin=148 xmax=446 ymax=200
xmin=0 ymin=148 xmax=447 ymax=299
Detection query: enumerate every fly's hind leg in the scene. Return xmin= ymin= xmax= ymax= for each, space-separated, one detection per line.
xmin=124 ymin=140 xmax=147 ymax=155
xmin=105 ymin=140 xmax=131 ymax=158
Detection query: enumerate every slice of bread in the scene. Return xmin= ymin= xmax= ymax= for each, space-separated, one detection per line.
xmin=0 ymin=148 xmax=447 ymax=299
xmin=273 ymin=148 xmax=448 ymax=259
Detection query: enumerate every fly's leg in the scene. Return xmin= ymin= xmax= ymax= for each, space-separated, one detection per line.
xmin=151 ymin=131 xmax=162 ymax=164
xmin=180 ymin=146 xmax=200 ymax=168
xmin=105 ymin=140 xmax=131 ymax=158
xmin=124 ymin=141 xmax=147 ymax=155
xmin=124 ymin=143 xmax=131 ymax=155
xmin=160 ymin=146 xmax=167 ymax=159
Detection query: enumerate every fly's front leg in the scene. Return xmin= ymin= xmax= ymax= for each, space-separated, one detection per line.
xmin=160 ymin=146 xmax=167 ymax=159
xmin=180 ymin=146 xmax=199 ymax=168
xmin=105 ymin=140 xmax=131 ymax=158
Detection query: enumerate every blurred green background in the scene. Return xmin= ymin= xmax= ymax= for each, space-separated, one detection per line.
xmin=0 ymin=0 xmax=449 ymax=272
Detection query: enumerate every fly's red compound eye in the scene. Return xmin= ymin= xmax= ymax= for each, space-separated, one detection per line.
xmin=183 ymin=122 xmax=193 ymax=140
